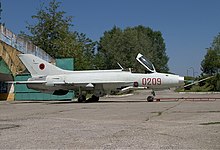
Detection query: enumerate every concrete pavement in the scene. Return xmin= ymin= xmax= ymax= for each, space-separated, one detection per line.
xmin=0 ymin=90 xmax=220 ymax=149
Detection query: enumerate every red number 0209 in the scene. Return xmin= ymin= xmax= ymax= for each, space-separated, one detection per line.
xmin=142 ymin=78 xmax=161 ymax=86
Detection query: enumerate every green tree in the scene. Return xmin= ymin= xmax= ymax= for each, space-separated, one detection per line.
xmin=201 ymin=49 xmax=219 ymax=74
xmin=201 ymin=33 xmax=220 ymax=74
xmin=198 ymin=33 xmax=220 ymax=91
xmin=95 ymin=26 xmax=123 ymax=69
xmin=26 ymin=0 xmax=74 ymax=58
xmin=75 ymin=32 xmax=96 ymax=70
xmin=208 ymin=73 xmax=220 ymax=91
xmin=22 ymin=0 xmax=96 ymax=70
xmin=95 ymin=25 xmax=169 ymax=72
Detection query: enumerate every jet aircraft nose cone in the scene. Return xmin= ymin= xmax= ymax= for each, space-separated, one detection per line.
xmin=179 ymin=76 xmax=185 ymax=85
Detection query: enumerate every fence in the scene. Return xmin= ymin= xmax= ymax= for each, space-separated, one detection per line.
xmin=0 ymin=25 xmax=53 ymax=62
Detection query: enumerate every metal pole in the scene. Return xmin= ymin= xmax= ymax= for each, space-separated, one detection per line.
xmin=188 ymin=67 xmax=195 ymax=77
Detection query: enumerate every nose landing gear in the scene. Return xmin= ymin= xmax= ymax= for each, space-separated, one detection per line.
xmin=147 ymin=90 xmax=156 ymax=102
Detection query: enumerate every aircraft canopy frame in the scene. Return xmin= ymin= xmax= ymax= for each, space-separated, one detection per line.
xmin=136 ymin=53 xmax=156 ymax=73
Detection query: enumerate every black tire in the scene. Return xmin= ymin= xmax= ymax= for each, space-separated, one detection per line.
xmin=92 ymin=95 xmax=99 ymax=102
xmin=78 ymin=95 xmax=86 ymax=103
xmin=147 ymin=96 xmax=154 ymax=102
xmin=86 ymin=95 xmax=99 ymax=103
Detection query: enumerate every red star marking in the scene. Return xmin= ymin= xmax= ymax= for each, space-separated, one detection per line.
xmin=39 ymin=63 xmax=45 ymax=70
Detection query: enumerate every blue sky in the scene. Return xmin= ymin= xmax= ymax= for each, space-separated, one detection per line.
xmin=2 ymin=0 xmax=220 ymax=76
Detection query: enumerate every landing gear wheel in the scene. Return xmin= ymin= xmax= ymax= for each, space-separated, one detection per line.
xmin=78 ymin=95 xmax=86 ymax=103
xmin=147 ymin=96 xmax=154 ymax=102
xmin=87 ymin=95 xmax=100 ymax=102
xmin=91 ymin=95 xmax=99 ymax=102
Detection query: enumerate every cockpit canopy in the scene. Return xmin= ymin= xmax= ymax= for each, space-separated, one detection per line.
xmin=136 ymin=53 xmax=156 ymax=73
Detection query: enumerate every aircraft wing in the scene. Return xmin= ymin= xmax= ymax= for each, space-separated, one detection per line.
xmin=67 ymin=81 xmax=133 ymax=84
xmin=6 ymin=80 xmax=133 ymax=87
xmin=68 ymin=81 xmax=134 ymax=88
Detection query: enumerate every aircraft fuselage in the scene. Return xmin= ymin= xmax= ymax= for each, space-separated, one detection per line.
xmin=27 ymin=70 xmax=184 ymax=96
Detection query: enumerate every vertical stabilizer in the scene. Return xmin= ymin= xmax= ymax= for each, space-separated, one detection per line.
xmin=18 ymin=54 xmax=68 ymax=76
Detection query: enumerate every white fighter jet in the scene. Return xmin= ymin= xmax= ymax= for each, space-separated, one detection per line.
xmin=14 ymin=53 xmax=184 ymax=102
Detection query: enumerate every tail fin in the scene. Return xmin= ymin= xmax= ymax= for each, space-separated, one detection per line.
xmin=18 ymin=54 xmax=68 ymax=76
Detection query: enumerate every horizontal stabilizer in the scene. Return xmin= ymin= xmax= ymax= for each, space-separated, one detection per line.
xmin=6 ymin=80 xmax=47 ymax=84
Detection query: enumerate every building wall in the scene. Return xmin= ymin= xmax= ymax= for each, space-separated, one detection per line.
xmin=0 ymin=25 xmax=53 ymax=63
xmin=0 ymin=25 xmax=76 ymax=101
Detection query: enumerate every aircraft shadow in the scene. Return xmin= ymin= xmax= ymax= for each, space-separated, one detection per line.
xmin=48 ymin=100 xmax=147 ymax=104
xmin=9 ymin=100 xmax=176 ymax=105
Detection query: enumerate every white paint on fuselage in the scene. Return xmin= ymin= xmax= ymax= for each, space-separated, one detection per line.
xmin=28 ymin=70 xmax=184 ymax=94
xmin=63 ymin=71 xmax=182 ymax=89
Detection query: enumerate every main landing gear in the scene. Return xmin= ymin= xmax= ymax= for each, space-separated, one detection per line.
xmin=78 ymin=94 xmax=99 ymax=103
xmin=78 ymin=95 xmax=86 ymax=103
xmin=87 ymin=95 xmax=100 ymax=102
xmin=147 ymin=90 xmax=156 ymax=102
xmin=77 ymin=87 xmax=99 ymax=103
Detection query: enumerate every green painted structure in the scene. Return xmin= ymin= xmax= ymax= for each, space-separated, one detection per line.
xmin=56 ymin=58 xmax=74 ymax=71
xmin=15 ymin=58 xmax=74 ymax=101
xmin=0 ymin=57 xmax=12 ymax=74
xmin=0 ymin=57 xmax=13 ymax=95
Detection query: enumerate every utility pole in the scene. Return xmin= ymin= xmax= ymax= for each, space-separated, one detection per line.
xmin=188 ymin=67 xmax=195 ymax=78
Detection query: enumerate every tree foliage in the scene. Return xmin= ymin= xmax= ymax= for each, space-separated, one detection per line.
xmin=201 ymin=33 xmax=220 ymax=74
xmin=95 ymin=25 xmax=169 ymax=72
xmin=23 ymin=1 xmax=169 ymax=72
xmin=207 ymin=73 xmax=220 ymax=91
xmin=185 ymin=33 xmax=220 ymax=92
xmin=74 ymin=32 xmax=96 ymax=70
xmin=23 ymin=0 xmax=96 ymax=70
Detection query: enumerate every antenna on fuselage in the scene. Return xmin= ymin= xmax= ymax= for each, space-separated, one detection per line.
xmin=117 ymin=62 xmax=124 ymax=70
